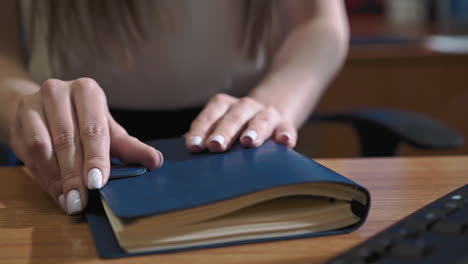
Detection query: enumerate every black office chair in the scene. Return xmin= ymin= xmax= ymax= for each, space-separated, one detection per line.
xmin=309 ymin=109 xmax=464 ymax=157
xmin=0 ymin=109 xmax=464 ymax=165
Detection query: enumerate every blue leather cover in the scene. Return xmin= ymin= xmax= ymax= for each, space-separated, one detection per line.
xmin=86 ymin=137 xmax=370 ymax=258
xmin=109 ymin=165 xmax=146 ymax=179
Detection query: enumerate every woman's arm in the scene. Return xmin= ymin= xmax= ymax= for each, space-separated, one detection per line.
xmin=0 ymin=0 xmax=40 ymax=145
xmin=249 ymin=0 xmax=349 ymax=128
xmin=0 ymin=0 xmax=161 ymax=215
xmin=185 ymin=0 xmax=348 ymax=152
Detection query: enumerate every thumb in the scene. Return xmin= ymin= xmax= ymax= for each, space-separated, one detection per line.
xmin=108 ymin=116 xmax=163 ymax=170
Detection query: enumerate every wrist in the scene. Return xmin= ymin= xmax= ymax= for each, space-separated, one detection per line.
xmin=248 ymin=75 xmax=324 ymax=127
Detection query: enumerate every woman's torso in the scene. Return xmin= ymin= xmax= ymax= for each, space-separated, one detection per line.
xmin=20 ymin=0 xmax=284 ymax=110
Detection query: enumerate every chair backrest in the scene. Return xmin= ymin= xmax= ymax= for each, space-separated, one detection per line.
xmin=309 ymin=109 xmax=464 ymax=157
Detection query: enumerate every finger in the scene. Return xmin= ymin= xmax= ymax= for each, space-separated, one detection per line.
xmin=273 ymin=122 xmax=297 ymax=148
xmin=185 ymin=94 xmax=236 ymax=152
xmin=11 ymin=113 xmax=41 ymax=185
xmin=71 ymin=78 xmax=110 ymax=190
xmin=240 ymin=106 xmax=281 ymax=148
xmin=10 ymin=100 xmax=27 ymax=162
xmin=109 ymin=115 xmax=163 ymax=170
xmin=15 ymin=96 xmax=65 ymax=212
xmin=41 ymin=79 xmax=86 ymax=215
xmin=10 ymin=115 xmax=38 ymax=184
xmin=206 ymin=97 xmax=262 ymax=152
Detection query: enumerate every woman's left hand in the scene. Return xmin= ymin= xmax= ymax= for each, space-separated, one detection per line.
xmin=185 ymin=93 xmax=297 ymax=152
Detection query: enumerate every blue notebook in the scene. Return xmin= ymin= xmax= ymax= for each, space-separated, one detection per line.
xmin=86 ymin=137 xmax=370 ymax=258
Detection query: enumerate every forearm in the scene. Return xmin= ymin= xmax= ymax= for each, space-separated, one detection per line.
xmin=249 ymin=1 xmax=349 ymax=128
xmin=0 ymin=0 xmax=40 ymax=146
xmin=0 ymin=55 xmax=40 ymax=146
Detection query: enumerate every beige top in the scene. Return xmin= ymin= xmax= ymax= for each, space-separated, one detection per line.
xmin=20 ymin=0 xmax=283 ymax=110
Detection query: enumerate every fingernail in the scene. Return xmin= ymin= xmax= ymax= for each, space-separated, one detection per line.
xmin=58 ymin=194 xmax=65 ymax=211
xmin=280 ymin=132 xmax=292 ymax=142
xmin=155 ymin=150 xmax=164 ymax=167
xmin=190 ymin=136 xmax=203 ymax=147
xmin=209 ymin=134 xmax=225 ymax=146
xmin=66 ymin=190 xmax=82 ymax=215
xmin=242 ymin=130 xmax=258 ymax=143
xmin=87 ymin=168 xmax=103 ymax=189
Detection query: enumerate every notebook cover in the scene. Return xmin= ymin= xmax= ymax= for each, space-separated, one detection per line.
xmin=86 ymin=137 xmax=371 ymax=258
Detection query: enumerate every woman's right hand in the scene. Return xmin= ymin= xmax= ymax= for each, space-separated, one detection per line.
xmin=9 ymin=78 xmax=163 ymax=215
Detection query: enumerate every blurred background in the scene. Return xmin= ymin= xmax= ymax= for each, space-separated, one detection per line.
xmin=297 ymin=0 xmax=468 ymax=158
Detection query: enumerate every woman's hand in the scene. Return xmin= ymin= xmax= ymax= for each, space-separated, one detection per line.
xmin=185 ymin=1 xmax=350 ymax=154
xmin=9 ymin=78 xmax=163 ymax=215
xmin=185 ymin=93 xmax=297 ymax=152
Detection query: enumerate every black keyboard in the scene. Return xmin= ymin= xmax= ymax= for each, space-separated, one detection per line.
xmin=323 ymin=184 xmax=468 ymax=264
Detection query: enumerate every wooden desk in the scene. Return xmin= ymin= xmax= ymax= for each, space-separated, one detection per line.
xmin=1 ymin=156 xmax=467 ymax=264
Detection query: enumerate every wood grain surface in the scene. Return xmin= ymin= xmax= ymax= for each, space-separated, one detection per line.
xmin=1 ymin=156 xmax=467 ymax=264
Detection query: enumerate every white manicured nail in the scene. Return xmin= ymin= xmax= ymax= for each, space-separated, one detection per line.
xmin=87 ymin=168 xmax=103 ymax=189
xmin=190 ymin=136 xmax=203 ymax=147
xmin=58 ymin=194 xmax=65 ymax=211
xmin=242 ymin=130 xmax=258 ymax=142
xmin=280 ymin=132 xmax=292 ymax=141
xmin=66 ymin=190 xmax=82 ymax=215
xmin=209 ymin=135 xmax=225 ymax=146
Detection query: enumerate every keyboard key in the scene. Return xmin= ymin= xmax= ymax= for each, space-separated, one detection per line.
xmin=356 ymin=246 xmax=381 ymax=262
xmin=405 ymin=202 xmax=458 ymax=231
xmin=444 ymin=200 xmax=465 ymax=209
xmin=374 ymin=237 xmax=394 ymax=253
xmin=445 ymin=194 xmax=468 ymax=207
xmin=436 ymin=205 xmax=459 ymax=215
xmin=405 ymin=209 xmax=453 ymax=231
xmin=449 ymin=194 xmax=468 ymax=206
xmin=389 ymin=238 xmax=434 ymax=259
xmin=450 ymin=195 xmax=463 ymax=201
xmin=432 ymin=209 xmax=468 ymax=234
xmin=395 ymin=227 xmax=419 ymax=238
